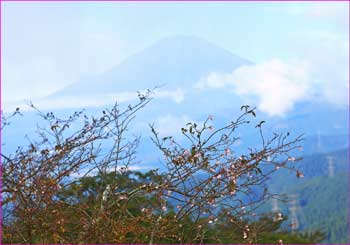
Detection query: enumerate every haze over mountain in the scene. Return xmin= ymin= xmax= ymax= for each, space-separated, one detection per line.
xmin=11 ymin=35 xmax=344 ymax=138
xmin=52 ymin=36 xmax=252 ymax=97
xmin=3 ymin=36 xmax=348 ymax=155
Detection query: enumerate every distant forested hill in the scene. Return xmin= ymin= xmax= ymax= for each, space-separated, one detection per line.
xmin=265 ymin=148 xmax=349 ymax=244
xmin=289 ymin=173 xmax=348 ymax=244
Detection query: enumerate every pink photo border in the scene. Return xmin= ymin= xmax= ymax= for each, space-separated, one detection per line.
xmin=0 ymin=0 xmax=348 ymax=244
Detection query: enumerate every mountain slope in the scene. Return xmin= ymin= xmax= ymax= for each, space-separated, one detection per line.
xmin=52 ymin=36 xmax=252 ymax=97
xmin=264 ymin=149 xmax=349 ymax=244
xmin=289 ymin=173 xmax=349 ymax=244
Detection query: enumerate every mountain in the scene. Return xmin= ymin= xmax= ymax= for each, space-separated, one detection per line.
xmin=52 ymin=36 xmax=252 ymax=97
xmin=3 ymin=36 xmax=348 ymax=159
xmin=46 ymin=36 xmax=348 ymax=143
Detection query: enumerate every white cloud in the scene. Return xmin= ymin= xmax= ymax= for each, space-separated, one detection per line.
xmin=2 ymin=4 xmax=126 ymax=105
xmin=195 ymin=73 xmax=229 ymax=90
xmin=196 ymin=27 xmax=349 ymax=117
xmin=233 ymin=60 xmax=311 ymax=116
xmin=154 ymin=114 xmax=193 ymax=137
xmin=306 ymin=3 xmax=348 ymax=26
xmin=196 ymin=59 xmax=311 ymax=117
xmin=3 ymin=88 xmax=186 ymax=112
xmin=2 ymin=32 xmax=125 ymax=104
xmin=288 ymin=31 xmax=349 ymax=106
xmin=70 ymin=165 xmax=150 ymax=179
xmin=3 ymin=92 xmax=136 ymax=112
xmin=154 ymin=88 xmax=185 ymax=104
xmin=287 ymin=2 xmax=348 ymax=27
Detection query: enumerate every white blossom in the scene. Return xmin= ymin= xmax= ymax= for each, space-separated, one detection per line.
xmin=102 ymin=184 xmax=111 ymax=202
xmin=288 ymin=157 xmax=296 ymax=162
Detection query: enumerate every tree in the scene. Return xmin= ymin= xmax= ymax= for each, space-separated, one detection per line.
xmin=1 ymin=91 xmax=314 ymax=244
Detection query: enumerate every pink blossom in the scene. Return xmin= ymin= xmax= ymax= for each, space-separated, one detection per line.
xmin=288 ymin=157 xmax=296 ymax=162
xmin=119 ymin=195 xmax=127 ymax=200
xmin=194 ymin=152 xmax=201 ymax=158
xmin=183 ymin=150 xmax=190 ymax=156
xmin=208 ymin=199 xmax=215 ymax=205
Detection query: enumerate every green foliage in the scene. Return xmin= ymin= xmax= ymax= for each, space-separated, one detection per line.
xmin=267 ymin=166 xmax=348 ymax=244
xmin=2 ymin=170 xmax=322 ymax=244
xmin=290 ymin=173 xmax=349 ymax=244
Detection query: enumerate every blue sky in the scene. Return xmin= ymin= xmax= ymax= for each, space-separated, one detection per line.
xmin=2 ymin=1 xmax=349 ymax=115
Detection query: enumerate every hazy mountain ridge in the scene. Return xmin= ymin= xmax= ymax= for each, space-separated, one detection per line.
xmin=6 ymin=36 xmax=348 ymax=138
xmin=263 ymin=148 xmax=349 ymax=244
xmin=51 ymin=36 xmax=252 ymax=97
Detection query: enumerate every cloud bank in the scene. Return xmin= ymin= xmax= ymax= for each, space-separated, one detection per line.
xmin=196 ymin=29 xmax=349 ymax=117
xmin=154 ymin=114 xmax=193 ymax=137
xmin=196 ymin=59 xmax=311 ymax=116
xmin=3 ymin=88 xmax=185 ymax=113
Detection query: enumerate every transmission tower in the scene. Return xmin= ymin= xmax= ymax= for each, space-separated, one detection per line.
xmin=326 ymin=156 xmax=334 ymax=178
xmin=317 ymin=129 xmax=322 ymax=151
xmin=272 ymin=198 xmax=279 ymax=213
xmin=289 ymin=194 xmax=299 ymax=233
